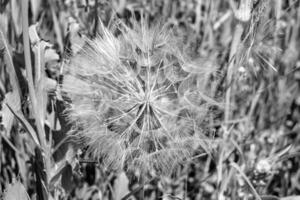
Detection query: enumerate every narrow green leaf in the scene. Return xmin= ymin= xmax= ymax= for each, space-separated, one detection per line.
xmin=6 ymin=103 xmax=41 ymax=147
xmin=230 ymin=162 xmax=262 ymax=200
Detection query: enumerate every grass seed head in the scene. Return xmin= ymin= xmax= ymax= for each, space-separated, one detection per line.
xmin=63 ymin=18 xmax=219 ymax=175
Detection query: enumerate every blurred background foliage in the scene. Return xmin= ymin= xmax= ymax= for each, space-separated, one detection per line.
xmin=0 ymin=0 xmax=300 ymax=199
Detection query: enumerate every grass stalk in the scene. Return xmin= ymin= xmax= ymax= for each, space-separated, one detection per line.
xmin=21 ymin=0 xmax=50 ymax=199
xmin=220 ymin=22 xmax=244 ymax=193
xmin=0 ymin=29 xmax=20 ymax=96
xmin=219 ymin=1 xmax=252 ymax=199
xmin=225 ymin=0 xmax=253 ymax=130
xmin=195 ymin=0 xmax=202 ymax=34
xmin=230 ymin=162 xmax=262 ymax=200
xmin=224 ymin=23 xmax=244 ymax=125
xmin=21 ymin=0 xmax=46 ymax=148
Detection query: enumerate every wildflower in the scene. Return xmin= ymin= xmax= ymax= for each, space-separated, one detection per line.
xmin=62 ymin=18 xmax=218 ymax=175
xmin=255 ymin=159 xmax=271 ymax=174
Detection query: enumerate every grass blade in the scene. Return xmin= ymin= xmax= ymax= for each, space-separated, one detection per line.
xmin=230 ymin=162 xmax=262 ymax=200
xmin=6 ymin=103 xmax=40 ymax=147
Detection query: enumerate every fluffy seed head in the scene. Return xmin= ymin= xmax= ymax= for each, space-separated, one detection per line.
xmin=63 ymin=19 xmax=218 ymax=175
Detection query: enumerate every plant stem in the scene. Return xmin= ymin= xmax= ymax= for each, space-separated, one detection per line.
xmin=224 ymin=23 xmax=244 ymax=125
xmin=225 ymin=0 xmax=252 ymax=128
xmin=22 ymin=1 xmax=49 ymax=199
xmin=21 ymin=0 xmax=46 ymax=148
xmin=221 ymin=20 xmax=243 ymax=200
xmin=220 ymin=1 xmax=252 ymax=199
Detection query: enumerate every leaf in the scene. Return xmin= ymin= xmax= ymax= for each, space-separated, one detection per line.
xmin=49 ymin=161 xmax=68 ymax=189
xmin=261 ymin=195 xmax=280 ymax=200
xmin=30 ymin=0 xmax=41 ymax=21
xmin=75 ymin=184 xmax=103 ymax=200
xmin=114 ymin=172 xmax=130 ymax=200
xmin=11 ymin=0 xmax=22 ymax=36
xmin=49 ymin=1 xmax=63 ymax=53
xmin=2 ymin=92 xmax=20 ymax=135
xmin=28 ymin=23 xmax=40 ymax=44
xmin=121 ymin=177 xmax=157 ymax=200
xmin=51 ymin=130 xmax=69 ymax=162
xmin=50 ymin=99 xmax=73 ymax=162
xmin=44 ymin=48 xmax=59 ymax=62
xmin=44 ymin=77 xmax=57 ymax=92
xmin=0 ymin=12 xmax=9 ymax=34
xmin=3 ymin=179 xmax=30 ymax=200
xmin=29 ymin=24 xmax=47 ymax=128
xmin=230 ymin=162 xmax=262 ymax=200
xmin=55 ymin=99 xmax=72 ymax=131
xmin=0 ymin=27 xmax=21 ymax=94
xmin=0 ymin=27 xmax=22 ymax=136
xmin=28 ymin=24 xmax=59 ymax=138
xmin=28 ymin=23 xmax=60 ymax=62
xmin=274 ymin=144 xmax=293 ymax=160
xmin=49 ymin=148 xmax=77 ymax=190
xmin=280 ymin=196 xmax=300 ymax=200
xmin=61 ymin=163 xmax=74 ymax=193
xmin=34 ymin=147 xmax=49 ymax=200
xmin=6 ymin=103 xmax=41 ymax=147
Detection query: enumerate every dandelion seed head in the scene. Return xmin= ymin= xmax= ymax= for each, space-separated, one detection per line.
xmin=63 ymin=18 xmax=218 ymax=175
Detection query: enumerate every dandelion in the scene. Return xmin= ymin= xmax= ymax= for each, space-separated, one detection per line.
xmin=62 ymin=18 xmax=218 ymax=175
